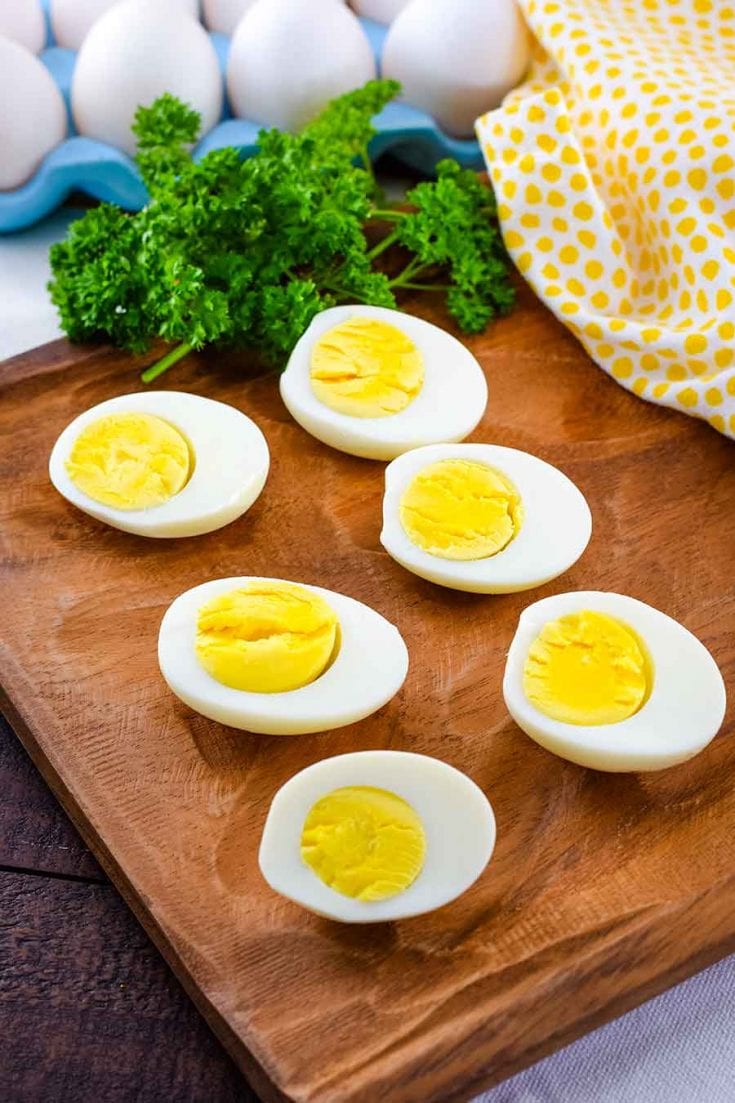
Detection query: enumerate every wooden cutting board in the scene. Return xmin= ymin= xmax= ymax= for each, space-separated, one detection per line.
xmin=1 ymin=286 xmax=733 ymax=1103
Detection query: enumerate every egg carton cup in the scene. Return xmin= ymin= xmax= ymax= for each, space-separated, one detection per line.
xmin=0 ymin=9 xmax=483 ymax=233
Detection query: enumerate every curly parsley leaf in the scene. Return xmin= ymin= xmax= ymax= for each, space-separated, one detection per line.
xmin=48 ymin=81 xmax=514 ymax=380
xmin=133 ymin=93 xmax=201 ymax=194
xmin=392 ymin=161 xmax=516 ymax=332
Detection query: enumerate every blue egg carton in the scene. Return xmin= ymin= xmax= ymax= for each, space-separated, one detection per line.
xmin=0 ymin=3 xmax=483 ymax=233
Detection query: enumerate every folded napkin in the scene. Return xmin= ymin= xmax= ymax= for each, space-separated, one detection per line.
xmin=476 ymin=0 xmax=735 ymax=440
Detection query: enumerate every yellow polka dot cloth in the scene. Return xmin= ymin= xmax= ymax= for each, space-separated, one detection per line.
xmin=475 ymin=0 xmax=735 ymax=439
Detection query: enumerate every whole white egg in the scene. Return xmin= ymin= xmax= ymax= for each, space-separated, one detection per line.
xmin=202 ymin=0 xmax=256 ymax=35
xmin=227 ymin=0 xmax=376 ymax=132
xmin=158 ymin=578 xmax=409 ymax=734
xmin=48 ymin=391 xmax=269 ymax=537
xmin=503 ymin=591 xmax=727 ymax=772
xmin=381 ymin=443 xmax=591 ymax=593
xmin=0 ymin=1 xmax=45 ymax=53
xmin=382 ymin=0 xmax=531 ymax=136
xmin=0 ymin=38 xmax=66 ymax=191
xmin=51 ymin=0 xmax=200 ymax=51
xmin=351 ymin=0 xmax=411 ymax=23
xmin=204 ymin=0 xmax=347 ymax=28
xmin=259 ymin=750 xmax=496 ymax=922
xmin=71 ymin=0 xmax=221 ymax=156
xmin=279 ymin=305 xmax=488 ymax=461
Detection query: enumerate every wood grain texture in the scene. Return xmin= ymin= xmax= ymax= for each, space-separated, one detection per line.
xmin=0 ymin=869 xmax=252 ymax=1103
xmin=0 ymin=285 xmax=733 ymax=1103
xmin=0 ymin=714 xmax=250 ymax=1101
xmin=0 ymin=714 xmax=102 ymax=880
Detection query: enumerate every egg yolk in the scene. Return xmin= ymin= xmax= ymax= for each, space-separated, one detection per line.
xmin=400 ymin=459 xmax=523 ymax=560
xmin=523 ymin=610 xmax=650 ymax=726
xmin=65 ymin=412 xmax=191 ymax=510
xmin=195 ymin=581 xmax=339 ymax=694
xmin=300 ymin=786 xmax=426 ymax=901
xmin=310 ymin=317 xmax=424 ymax=418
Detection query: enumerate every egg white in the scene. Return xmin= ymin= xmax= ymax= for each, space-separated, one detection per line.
xmin=381 ymin=443 xmax=591 ymax=593
xmin=504 ymin=591 xmax=727 ymax=772
xmin=202 ymin=0 xmax=256 ymax=36
xmin=259 ymin=750 xmax=496 ymax=922
xmin=352 ymin=0 xmax=412 ymax=24
xmin=383 ymin=0 xmax=531 ymax=137
xmin=279 ymin=305 xmax=488 ymax=461
xmin=51 ymin=0 xmax=200 ymax=51
xmin=0 ymin=0 xmax=46 ymax=54
xmin=48 ymin=391 xmax=269 ymax=538
xmin=227 ymin=0 xmax=375 ymax=132
xmin=0 ymin=38 xmax=67 ymax=191
xmin=158 ymin=578 xmax=409 ymax=735
xmin=71 ymin=0 xmax=222 ymax=157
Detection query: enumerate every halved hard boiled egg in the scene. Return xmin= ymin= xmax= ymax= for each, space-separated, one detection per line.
xmin=158 ymin=577 xmax=408 ymax=735
xmin=504 ymin=591 xmax=727 ymax=772
xmin=279 ymin=305 xmax=488 ymax=460
xmin=49 ymin=392 xmax=269 ymax=538
xmin=259 ymin=750 xmax=496 ymax=922
xmin=381 ymin=443 xmax=591 ymax=593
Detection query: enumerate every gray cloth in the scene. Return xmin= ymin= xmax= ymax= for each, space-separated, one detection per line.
xmin=479 ymin=955 xmax=735 ymax=1102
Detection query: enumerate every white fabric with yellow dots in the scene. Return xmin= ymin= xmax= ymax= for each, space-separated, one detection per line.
xmin=476 ymin=0 xmax=735 ymax=440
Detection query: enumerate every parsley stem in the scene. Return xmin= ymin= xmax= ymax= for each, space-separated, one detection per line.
xmin=388 ymin=256 xmax=431 ymax=288
xmin=141 ymin=341 xmax=193 ymax=383
xmin=398 ymin=282 xmax=452 ymax=292
xmin=366 ymin=228 xmax=400 ymax=261
xmin=321 ymin=284 xmax=357 ymax=302
xmin=368 ymin=208 xmax=407 ymax=222
xmin=360 ymin=142 xmax=379 ymax=198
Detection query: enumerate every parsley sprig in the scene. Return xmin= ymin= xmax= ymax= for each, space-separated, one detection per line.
xmin=49 ymin=82 xmax=514 ymax=381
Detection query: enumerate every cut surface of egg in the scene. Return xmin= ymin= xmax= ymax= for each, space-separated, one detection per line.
xmin=71 ymin=0 xmax=222 ymax=157
xmin=51 ymin=0 xmax=199 ymax=50
xmin=381 ymin=443 xmax=591 ymax=592
xmin=0 ymin=38 xmax=67 ymax=191
xmin=0 ymin=0 xmax=46 ymax=54
xmin=159 ymin=578 xmax=409 ymax=734
xmin=48 ymin=391 xmax=269 ymax=537
xmin=382 ymin=0 xmax=531 ymax=136
xmin=227 ymin=0 xmax=375 ymax=132
xmin=280 ymin=305 xmax=488 ymax=460
xmin=259 ymin=750 xmax=496 ymax=921
xmin=504 ymin=591 xmax=727 ymax=772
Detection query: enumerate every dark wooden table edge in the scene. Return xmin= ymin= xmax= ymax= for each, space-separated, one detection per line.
xmin=0 ymin=688 xmax=288 ymax=1103
xmin=4 ymin=680 xmax=735 ymax=1103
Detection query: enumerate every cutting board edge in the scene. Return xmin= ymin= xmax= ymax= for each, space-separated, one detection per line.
xmin=0 ymin=683 xmax=291 ymax=1103
xmin=3 ymin=304 xmax=734 ymax=1103
xmin=4 ymin=676 xmax=735 ymax=1103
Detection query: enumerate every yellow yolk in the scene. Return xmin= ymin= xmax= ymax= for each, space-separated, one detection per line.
xmin=399 ymin=459 xmax=523 ymax=560
xmin=65 ymin=412 xmax=191 ymax=510
xmin=310 ymin=317 xmax=424 ymax=418
xmin=195 ymin=581 xmax=339 ymax=694
xmin=300 ymin=786 xmax=426 ymax=901
xmin=523 ymin=610 xmax=650 ymax=726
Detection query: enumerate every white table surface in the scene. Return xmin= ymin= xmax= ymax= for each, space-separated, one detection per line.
xmin=1 ymin=216 xmax=733 ymax=1103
